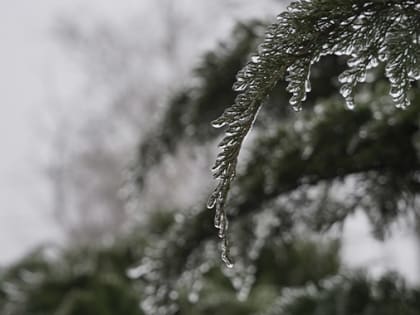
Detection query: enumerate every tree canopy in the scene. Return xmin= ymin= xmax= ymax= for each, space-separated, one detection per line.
xmin=132 ymin=14 xmax=420 ymax=314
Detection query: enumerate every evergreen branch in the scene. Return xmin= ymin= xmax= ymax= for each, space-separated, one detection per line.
xmin=209 ymin=0 xmax=420 ymax=266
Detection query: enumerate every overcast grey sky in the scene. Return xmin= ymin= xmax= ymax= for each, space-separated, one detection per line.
xmin=0 ymin=0 xmax=142 ymax=265
xmin=0 ymin=0 xmax=284 ymax=266
xmin=0 ymin=0 xmax=418 ymax=283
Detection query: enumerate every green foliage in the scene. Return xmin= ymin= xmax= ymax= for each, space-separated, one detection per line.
xmin=0 ymin=242 xmax=144 ymax=315
xmin=236 ymin=85 xmax=420 ymax=239
xmin=0 ymin=234 xmax=342 ymax=315
xmin=131 ymin=13 xmax=420 ymax=314
xmin=176 ymin=238 xmax=341 ymax=315
xmin=262 ymin=273 xmax=420 ymax=315
xmin=209 ymin=0 xmax=420 ymax=262
xmin=1 ymin=234 xmax=418 ymax=315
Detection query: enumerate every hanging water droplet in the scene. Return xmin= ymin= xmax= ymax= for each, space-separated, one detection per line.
xmin=221 ymin=246 xmax=234 ymax=268
xmin=408 ymin=69 xmax=420 ymax=80
xmin=357 ymin=70 xmax=367 ymax=82
xmin=218 ymin=227 xmax=225 ymax=239
xmin=345 ymin=97 xmax=355 ymax=110
xmin=292 ymin=104 xmax=302 ymax=112
xmin=207 ymin=193 xmax=217 ymax=209
xmin=217 ymin=214 xmax=226 ymax=239
xmin=340 ymin=84 xmax=352 ymax=98
xmin=250 ymin=55 xmax=261 ymax=64
xmin=347 ymin=56 xmax=362 ymax=67
xmin=389 ymin=85 xmax=403 ymax=98
xmin=305 ymin=79 xmax=311 ymax=92
xmin=368 ymin=57 xmax=379 ymax=68
xmin=289 ymin=95 xmax=300 ymax=107
xmin=338 ymin=72 xmax=351 ymax=83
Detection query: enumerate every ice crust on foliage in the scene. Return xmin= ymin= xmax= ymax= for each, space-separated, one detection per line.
xmin=209 ymin=0 xmax=420 ymax=266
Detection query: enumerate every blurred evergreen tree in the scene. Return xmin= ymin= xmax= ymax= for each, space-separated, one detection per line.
xmin=134 ymin=7 xmax=420 ymax=314
xmin=0 ymin=241 xmax=144 ymax=315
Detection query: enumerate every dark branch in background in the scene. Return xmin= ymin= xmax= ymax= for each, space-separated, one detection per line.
xmin=136 ymin=85 xmax=420 ymax=313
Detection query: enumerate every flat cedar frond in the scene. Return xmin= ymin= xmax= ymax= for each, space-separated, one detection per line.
xmin=208 ymin=0 xmax=420 ymax=266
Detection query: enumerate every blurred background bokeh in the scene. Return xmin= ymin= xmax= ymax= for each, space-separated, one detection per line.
xmin=1 ymin=1 xmax=420 ymax=314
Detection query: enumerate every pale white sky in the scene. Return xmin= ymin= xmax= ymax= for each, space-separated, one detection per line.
xmin=0 ymin=0 xmax=418 ymax=284
xmin=0 ymin=0 xmax=143 ymax=265
xmin=0 ymin=0 xmax=283 ymax=266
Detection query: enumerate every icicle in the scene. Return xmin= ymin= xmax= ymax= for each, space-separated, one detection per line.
xmin=221 ymin=237 xmax=234 ymax=268
xmin=251 ymin=55 xmax=261 ymax=64
xmin=206 ymin=192 xmax=217 ymax=209
xmin=345 ymin=97 xmax=355 ymax=110
xmin=340 ymin=84 xmax=352 ymax=98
